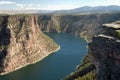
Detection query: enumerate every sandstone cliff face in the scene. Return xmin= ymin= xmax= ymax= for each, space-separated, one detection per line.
xmin=88 ymin=21 xmax=120 ymax=80
xmin=37 ymin=13 xmax=120 ymax=41
xmin=0 ymin=15 xmax=59 ymax=75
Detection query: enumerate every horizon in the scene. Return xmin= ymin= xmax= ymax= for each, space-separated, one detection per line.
xmin=0 ymin=0 xmax=120 ymax=10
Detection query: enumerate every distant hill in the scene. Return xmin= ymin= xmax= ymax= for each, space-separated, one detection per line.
xmin=0 ymin=5 xmax=120 ymax=14
xmin=53 ymin=5 xmax=120 ymax=14
xmin=0 ymin=10 xmax=53 ymax=14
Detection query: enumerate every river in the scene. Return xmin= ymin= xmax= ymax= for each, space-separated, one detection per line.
xmin=0 ymin=33 xmax=87 ymax=80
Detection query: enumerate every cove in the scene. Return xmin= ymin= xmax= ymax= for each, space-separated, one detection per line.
xmin=0 ymin=33 xmax=87 ymax=80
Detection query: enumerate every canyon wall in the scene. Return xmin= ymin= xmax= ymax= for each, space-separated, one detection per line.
xmin=0 ymin=15 xmax=60 ymax=75
xmin=37 ymin=12 xmax=120 ymax=41
xmin=64 ymin=18 xmax=120 ymax=80
xmin=88 ymin=21 xmax=120 ymax=80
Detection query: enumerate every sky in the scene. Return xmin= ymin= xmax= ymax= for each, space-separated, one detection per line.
xmin=0 ymin=0 xmax=120 ymax=10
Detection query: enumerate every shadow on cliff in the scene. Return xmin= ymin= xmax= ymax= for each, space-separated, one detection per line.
xmin=15 ymin=16 xmax=25 ymax=39
xmin=0 ymin=15 xmax=11 ymax=72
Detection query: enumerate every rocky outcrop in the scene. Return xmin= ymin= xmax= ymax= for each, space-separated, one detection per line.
xmin=88 ymin=21 xmax=120 ymax=80
xmin=0 ymin=15 xmax=60 ymax=75
xmin=37 ymin=12 xmax=120 ymax=41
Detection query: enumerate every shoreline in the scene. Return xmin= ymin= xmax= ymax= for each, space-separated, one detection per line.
xmin=0 ymin=46 xmax=60 ymax=75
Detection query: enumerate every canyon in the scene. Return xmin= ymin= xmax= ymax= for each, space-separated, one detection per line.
xmin=0 ymin=12 xmax=120 ymax=80
xmin=37 ymin=13 xmax=120 ymax=80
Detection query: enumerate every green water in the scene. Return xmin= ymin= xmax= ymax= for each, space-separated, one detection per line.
xmin=0 ymin=33 xmax=87 ymax=80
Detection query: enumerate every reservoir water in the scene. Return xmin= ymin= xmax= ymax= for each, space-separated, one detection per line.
xmin=0 ymin=33 xmax=87 ymax=80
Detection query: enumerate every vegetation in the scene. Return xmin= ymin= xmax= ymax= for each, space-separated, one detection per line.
xmin=116 ymin=30 xmax=120 ymax=38
xmin=64 ymin=55 xmax=96 ymax=80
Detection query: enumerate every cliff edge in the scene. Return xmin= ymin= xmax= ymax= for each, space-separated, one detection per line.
xmin=89 ymin=21 xmax=120 ymax=80
xmin=64 ymin=21 xmax=120 ymax=80
xmin=0 ymin=15 xmax=60 ymax=75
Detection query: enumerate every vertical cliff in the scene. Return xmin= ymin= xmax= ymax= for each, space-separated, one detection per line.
xmin=0 ymin=14 xmax=60 ymax=75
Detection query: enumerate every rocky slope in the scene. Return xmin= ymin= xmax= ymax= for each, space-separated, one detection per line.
xmin=37 ymin=12 xmax=120 ymax=41
xmin=0 ymin=14 xmax=60 ymax=75
xmin=64 ymin=21 xmax=120 ymax=80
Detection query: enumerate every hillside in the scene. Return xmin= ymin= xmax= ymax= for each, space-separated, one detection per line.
xmin=54 ymin=5 xmax=120 ymax=14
